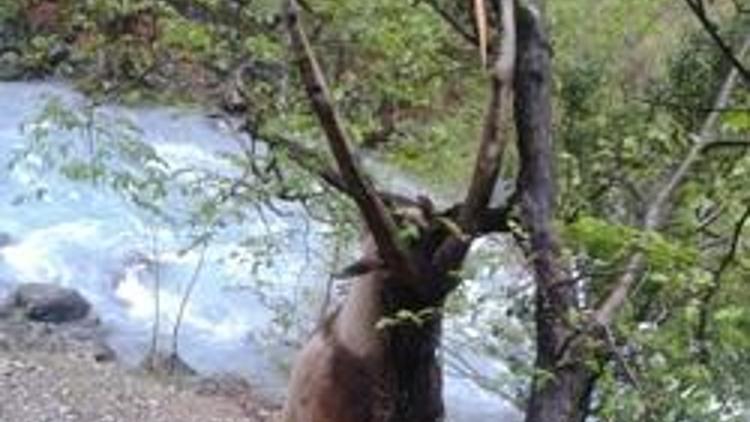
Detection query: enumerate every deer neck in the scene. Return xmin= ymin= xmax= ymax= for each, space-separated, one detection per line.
xmin=332 ymin=270 xmax=388 ymax=359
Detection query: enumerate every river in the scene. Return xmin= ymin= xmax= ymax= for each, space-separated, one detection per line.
xmin=0 ymin=81 xmax=525 ymax=421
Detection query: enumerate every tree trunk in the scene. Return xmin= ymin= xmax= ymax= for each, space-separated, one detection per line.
xmin=513 ymin=6 xmax=598 ymax=422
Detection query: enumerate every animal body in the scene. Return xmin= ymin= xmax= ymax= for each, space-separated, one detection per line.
xmin=281 ymin=238 xmax=444 ymax=422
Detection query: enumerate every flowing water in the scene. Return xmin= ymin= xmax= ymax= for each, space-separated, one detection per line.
xmin=0 ymin=81 xmax=523 ymax=421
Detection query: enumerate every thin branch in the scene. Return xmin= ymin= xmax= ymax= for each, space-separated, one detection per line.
xmin=701 ymin=139 xmax=750 ymax=152
xmin=683 ymin=0 xmax=750 ymax=85
xmin=148 ymin=228 xmax=162 ymax=369
xmin=172 ymin=238 xmax=208 ymax=359
xmin=634 ymin=95 xmax=750 ymax=114
xmin=696 ymin=204 xmax=750 ymax=362
xmin=284 ymin=0 xmax=417 ymax=280
xmin=420 ymin=0 xmax=480 ymax=46
xmin=594 ymin=32 xmax=750 ymax=325
xmin=599 ymin=323 xmax=642 ymax=391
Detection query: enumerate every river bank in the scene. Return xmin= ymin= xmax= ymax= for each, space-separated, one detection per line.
xmin=0 ymin=347 xmax=276 ymax=422
xmin=0 ymin=281 xmax=279 ymax=422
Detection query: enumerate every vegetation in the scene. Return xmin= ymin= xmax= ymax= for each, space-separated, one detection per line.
xmin=3 ymin=0 xmax=750 ymax=421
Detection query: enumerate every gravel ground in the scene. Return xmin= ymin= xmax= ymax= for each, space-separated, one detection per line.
xmin=0 ymin=349 xmax=278 ymax=422
xmin=0 ymin=284 xmax=281 ymax=422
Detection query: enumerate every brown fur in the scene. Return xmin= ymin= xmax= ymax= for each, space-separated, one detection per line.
xmin=281 ymin=235 xmax=446 ymax=422
xmin=282 ymin=266 xmax=392 ymax=422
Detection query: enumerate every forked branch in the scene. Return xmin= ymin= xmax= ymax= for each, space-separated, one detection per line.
xmin=284 ymin=0 xmax=417 ymax=280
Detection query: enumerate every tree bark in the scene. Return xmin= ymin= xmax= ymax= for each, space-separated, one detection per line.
xmin=513 ymin=5 xmax=598 ymax=422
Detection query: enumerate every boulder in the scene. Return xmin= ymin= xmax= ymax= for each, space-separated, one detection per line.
xmin=11 ymin=283 xmax=91 ymax=323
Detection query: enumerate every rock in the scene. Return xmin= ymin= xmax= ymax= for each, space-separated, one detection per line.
xmin=221 ymin=83 xmax=247 ymax=114
xmin=194 ymin=374 xmax=253 ymax=397
xmin=141 ymin=351 xmax=197 ymax=377
xmin=47 ymin=42 xmax=70 ymax=66
xmin=92 ymin=342 xmax=117 ymax=363
xmin=0 ymin=232 xmax=12 ymax=247
xmin=0 ymin=48 xmax=24 ymax=81
xmin=11 ymin=283 xmax=91 ymax=323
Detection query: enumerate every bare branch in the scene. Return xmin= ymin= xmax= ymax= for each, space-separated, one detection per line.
xmin=594 ymin=32 xmax=750 ymax=325
xmin=284 ymin=0 xmax=417 ymax=280
xmin=701 ymin=139 xmax=750 ymax=152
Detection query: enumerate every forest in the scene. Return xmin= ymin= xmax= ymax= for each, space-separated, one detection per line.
xmin=0 ymin=0 xmax=749 ymax=421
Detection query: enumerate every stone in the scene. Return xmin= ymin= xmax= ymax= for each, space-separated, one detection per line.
xmin=0 ymin=49 xmax=24 ymax=81
xmin=0 ymin=232 xmax=12 ymax=247
xmin=141 ymin=351 xmax=197 ymax=377
xmin=92 ymin=342 xmax=117 ymax=363
xmin=12 ymin=283 xmax=91 ymax=323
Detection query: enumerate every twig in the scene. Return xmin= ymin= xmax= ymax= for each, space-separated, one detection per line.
xmin=420 ymin=0 xmax=480 ymax=46
xmin=171 ymin=238 xmax=209 ymax=359
xmin=696 ymin=204 xmax=750 ymax=362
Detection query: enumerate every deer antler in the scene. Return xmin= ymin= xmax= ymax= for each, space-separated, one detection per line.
xmin=474 ymin=0 xmax=489 ymax=66
xmin=431 ymin=0 xmax=516 ymax=275
xmin=460 ymin=0 xmax=516 ymax=231
xmin=284 ymin=0 xmax=418 ymax=281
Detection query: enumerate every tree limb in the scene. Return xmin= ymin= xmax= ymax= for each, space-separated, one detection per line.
xmin=283 ymin=0 xmax=418 ymax=280
xmin=594 ymin=31 xmax=750 ymax=325
xmin=701 ymin=139 xmax=750 ymax=152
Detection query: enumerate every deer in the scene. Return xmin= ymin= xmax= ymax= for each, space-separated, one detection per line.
xmin=278 ymin=0 xmax=517 ymax=420
xmin=281 ymin=204 xmax=456 ymax=422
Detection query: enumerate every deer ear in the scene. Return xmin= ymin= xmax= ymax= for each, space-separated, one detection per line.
xmin=333 ymin=257 xmax=385 ymax=279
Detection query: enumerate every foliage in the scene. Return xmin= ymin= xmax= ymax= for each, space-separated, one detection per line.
xmin=7 ymin=0 xmax=750 ymax=419
xmin=0 ymin=0 xmax=20 ymax=23
xmin=552 ymin=4 xmax=750 ymax=419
